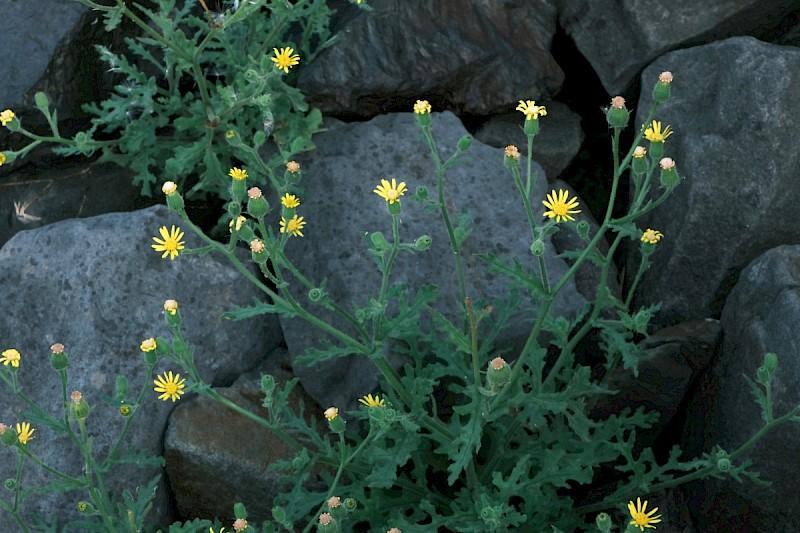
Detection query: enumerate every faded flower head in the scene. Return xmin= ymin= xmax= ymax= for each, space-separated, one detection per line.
xmin=319 ymin=513 xmax=333 ymax=526
xmin=610 ymin=96 xmax=626 ymax=108
xmin=272 ymin=46 xmax=300 ymax=73
xmin=324 ymin=407 xmax=339 ymax=421
xmin=633 ymin=146 xmax=647 ymax=158
xmin=164 ymin=299 xmax=178 ymax=315
xmin=248 ymin=187 xmax=262 ymax=199
xmin=659 ymin=157 xmax=675 ymax=171
xmin=250 ymin=239 xmax=265 ymax=253
xmin=327 ymin=496 xmax=341 ymax=509
xmin=286 ymin=161 xmax=300 ymax=173
xmin=659 ymin=71 xmax=673 ymax=84
xmin=542 ymin=189 xmax=581 ymax=223
xmin=151 ymin=225 xmax=185 ymax=260
xmin=233 ymin=518 xmax=248 ymax=532
xmin=490 ymin=357 xmax=507 ymax=370
xmin=414 ymin=100 xmax=431 ymax=114
xmin=504 ymin=145 xmax=521 ymax=160
xmin=71 ymin=390 xmax=82 ymax=404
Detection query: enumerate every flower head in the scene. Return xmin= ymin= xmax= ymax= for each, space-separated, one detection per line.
xmin=286 ymin=161 xmax=300 ymax=173
xmin=151 ymin=225 xmax=185 ymax=260
xmin=71 ymin=390 xmax=82 ymax=404
xmin=327 ymin=496 xmax=341 ymax=509
xmin=0 ymin=109 xmax=15 ymax=126
xmin=229 ymin=215 xmax=247 ymax=233
xmin=119 ymin=405 xmax=131 ymax=416
xmin=281 ymin=193 xmax=300 ymax=209
xmin=248 ymin=187 xmax=262 ymax=199
xmin=229 ymin=167 xmax=248 ymax=181
xmin=387 ymin=529 xmax=402 ymax=533
xmin=233 ymin=518 xmax=248 ymax=532
xmin=272 ymin=47 xmax=300 ymax=73
xmin=490 ymin=357 xmax=507 ymax=370
xmin=542 ymin=189 xmax=581 ymax=223
xmin=153 ymin=371 xmax=186 ymax=402
xmin=659 ymin=157 xmax=675 ymax=170
xmin=162 ymin=181 xmax=178 ymax=195
xmin=516 ymin=100 xmax=547 ymax=120
xmin=51 ymin=343 xmax=64 ymax=354
xmin=641 ymin=229 xmax=664 ymax=244
xmin=414 ymin=100 xmax=431 ymax=114
xmin=164 ymin=299 xmax=178 ymax=315
xmin=359 ymin=393 xmax=385 ymax=408
xmin=504 ymin=145 xmax=521 ymax=160
xmin=633 ymin=146 xmax=647 ymax=158
xmin=319 ymin=513 xmax=333 ymax=525
xmin=250 ymin=239 xmax=265 ymax=253
xmin=324 ymin=407 xmax=339 ymax=421
xmin=1 ymin=349 xmax=21 ymax=368
xmin=659 ymin=71 xmax=673 ymax=84
xmin=0 ymin=152 xmax=6 ymax=166
xmin=225 ymin=130 xmax=235 ymax=139
xmin=628 ymin=497 xmax=662 ymax=531
xmin=280 ymin=215 xmax=306 ymax=237
xmin=16 ymin=422 xmax=35 ymax=444
xmin=610 ymin=96 xmax=626 ymax=108
xmin=140 ymin=338 xmax=157 ymax=352
xmin=644 ymin=120 xmax=673 ymax=143
xmin=374 ymin=179 xmax=407 ymax=204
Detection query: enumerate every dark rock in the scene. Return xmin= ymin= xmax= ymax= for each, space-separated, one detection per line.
xmin=0 ymin=205 xmax=281 ymax=528
xmin=298 ymin=0 xmax=563 ymax=116
xmin=630 ymin=37 xmax=800 ymax=326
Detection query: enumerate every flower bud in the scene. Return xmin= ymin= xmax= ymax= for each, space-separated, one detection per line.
xmin=34 ymin=92 xmax=50 ymax=115
xmin=344 ymin=498 xmax=357 ymax=511
xmin=246 ymin=187 xmax=269 ymax=218
xmin=764 ymin=352 xmax=778 ymax=373
xmin=308 ymin=287 xmax=326 ymax=303
xmin=252 ymin=130 xmax=266 ymax=148
xmin=50 ymin=343 xmax=69 ymax=371
xmin=658 ymin=157 xmax=680 ymax=189
xmin=717 ymin=457 xmax=731 ymax=472
xmin=0 ymin=427 xmax=17 ymax=446
xmin=595 ymin=512 xmax=612 ymax=532
xmin=756 ymin=366 xmax=771 ymax=385
xmin=234 ymin=502 xmax=248 ymax=520
xmin=261 ymin=374 xmax=275 ymax=395
xmin=119 ymin=404 xmax=132 ymax=417
xmin=415 ymin=185 xmax=429 ymax=201
xmin=457 ymin=135 xmax=473 ymax=152
xmin=414 ymin=235 xmax=432 ymax=251
xmin=576 ymin=220 xmax=590 ymax=240
xmin=271 ymin=506 xmax=287 ymax=524
xmin=325 ymin=407 xmax=346 ymax=433
xmin=370 ymin=232 xmax=390 ymax=251
xmin=606 ymin=96 xmax=629 ymax=128
xmin=77 ymin=501 xmax=94 ymax=514
xmin=486 ymin=357 xmax=511 ymax=390
xmin=653 ymin=71 xmax=673 ymax=103
xmin=4 ymin=478 xmax=16 ymax=491
xmin=530 ymin=239 xmax=545 ymax=256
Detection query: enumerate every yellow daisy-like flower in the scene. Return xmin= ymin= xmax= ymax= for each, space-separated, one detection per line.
xmin=271 ymin=47 xmax=300 ymax=74
xmin=16 ymin=422 xmax=35 ymax=444
xmin=281 ymin=193 xmax=300 ymax=209
xmin=153 ymin=371 xmax=186 ymax=402
xmin=209 ymin=527 xmax=225 ymax=533
xmin=151 ymin=225 xmax=185 ymax=260
xmin=641 ymin=229 xmax=664 ymax=244
xmin=229 ymin=167 xmax=248 ymax=181
xmin=0 ymin=152 xmax=6 ymax=166
xmin=228 ymin=215 xmax=247 ymax=233
xmin=0 ymin=109 xmax=15 ymax=126
xmin=414 ymin=100 xmax=431 ymax=114
xmin=542 ymin=189 xmax=581 ymax=223
xmin=516 ymin=100 xmax=547 ymax=120
xmin=358 ymin=393 xmax=385 ymax=408
xmin=1 ymin=349 xmax=21 ymax=368
xmin=374 ymin=179 xmax=407 ymax=204
xmin=280 ymin=214 xmax=306 ymax=237
xmin=643 ymin=120 xmax=673 ymax=143
xmin=140 ymin=338 xmax=157 ymax=352
xmin=628 ymin=497 xmax=662 ymax=531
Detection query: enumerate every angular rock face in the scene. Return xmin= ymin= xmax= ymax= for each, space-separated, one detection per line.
xmin=682 ymin=245 xmax=800 ymax=532
xmin=558 ymin=0 xmax=800 ymax=94
xmin=0 ymin=205 xmax=281 ymax=528
xmin=277 ymin=111 xmax=585 ymax=409
xmin=298 ymin=0 xmax=563 ymax=116
xmin=630 ymin=36 xmax=800 ymax=326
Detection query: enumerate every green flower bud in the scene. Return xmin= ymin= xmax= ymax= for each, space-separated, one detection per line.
xmin=414 ymin=235 xmax=432 ymax=251
xmin=658 ymin=157 xmax=681 ymax=189
xmin=324 ymin=407 xmax=346 ymax=433
xmin=415 ymin=185 xmax=429 ymax=201
xmin=234 ymin=502 xmax=248 ymax=520
xmin=308 ymin=287 xmax=326 ymax=303
xmin=576 ymin=220 xmax=590 ymax=240
xmin=756 ymin=366 xmax=771 ymax=385
xmin=3 ymin=478 xmax=15 ymax=491
xmin=653 ymin=71 xmax=673 ymax=103
xmin=50 ymin=344 xmax=68 ymax=371
xmin=244 ymin=69 xmax=260 ymax=82
xmin=764 ymin=352 xmax=778 ymax=373
xmin=595 ymin=512 xmax=612 ymax=532
xmin=457 ymin=134 xmax=473 ymax=152
xmin=77 ymin=501 xmax=94 ymax=514
xmin=119 ymin=404 xmax=132 ymax=417
xmin=253 ymin=130 xmax=266 ymax=148
xmin=530 ymin=239 xmax=545 ymax=256
xmin=0 ymin=427 xmax=17 ymax=446
xmin=606 ymin=96 xmax=629 ymax=128
xmin=261 ymin=374 xmax=275 ymax=395
xmin=344 ymin=498 xmax=357 ymax=511
xmin=246 ymin=188 xmax=269 ymax=218
xmin=272 ymin=506 xmax=288 ymax=524
xmin=717 ymin=457 xmax=731 ymax=472
xmin=370 ymin=231 xmax=390 ymax=251
xmin=486 ymin=357 xmax=511 ymax=390
xmin=34 ymin=92 xmax=50 ymax=115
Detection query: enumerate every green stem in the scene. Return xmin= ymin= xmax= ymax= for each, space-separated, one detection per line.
xmin=373 ymin=213 xmax=402 ymax=340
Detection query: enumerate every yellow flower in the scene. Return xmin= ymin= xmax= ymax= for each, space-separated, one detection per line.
xmin=281 ymin=193 xmax=300 ymax=209
xmin=228 ymin=215 xmax=247 ymax=233
xmin=414 ymin=100 xmax=431 ymax=114
xmin=358 ymin=393 xmax=385 ymax=408
xmin=280 ymin=214 xmax=306 ymax=237
xmin=229 ymin=167 xmax=248 ymax=181
xmin=16 ymin=422 xmax=35 ymax=445
xmin=516 ymin=100 xmax=547 ymax=120
xmin=641 ymin=229 xmax=664 ymax=244
xmin=272 ymin=47 xmax=300 ymax=74
xmin=140 ymin=338 xmax=157 ymax=352
xmin=119 ymin=405 xmax=131 ymax=416
xmin=153 ymin=371 xmax=186 ymax=402
xmin=151 ymin=225 xmax=185 ymax=260
xmin=164 ymin=299 xmax=178 ymax=315
xmin=542 ymin=189 xmax=581 ymax=223
xmin=643 ymin=120 xmax=673 ymax=143
xmin=1 ymin=349 xmax=21 ymax=368
xmin=628 ymin=497 xmax=662 ymax=531
xmin=0 ymin=152 xmax=6 ymax=166
xmin=374 ymin=178 xmax=407 ymax=204
xmin=0 ymin=109 xmax=15 ymax=126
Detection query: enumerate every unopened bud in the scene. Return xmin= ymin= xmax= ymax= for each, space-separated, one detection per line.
xmin=486 ymin=357 xmax=511 ymax=390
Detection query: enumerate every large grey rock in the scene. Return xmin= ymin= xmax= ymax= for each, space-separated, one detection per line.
xmin=558 ymin=0 xmax=800 ymax=94
xmin=683 ymin=245 xmax=800 ymax=532
xmin=630 ymin=37 xmax=800 ymax=326
xmin=0 ymin=205 xmax=281 ymax=529
xmin=280 ymin=111 xmax=585 ymax=409
xmin=298 ymin=0 xmax=563 ymax=116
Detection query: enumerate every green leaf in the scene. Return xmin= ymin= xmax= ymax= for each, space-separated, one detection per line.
xmin=221 ymin=298 xmax=297 ymax=320
xmin=480 ymin=253 xmax=548 ymax=300
xmin=444 ymin=394 xmax=485 ymax=485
